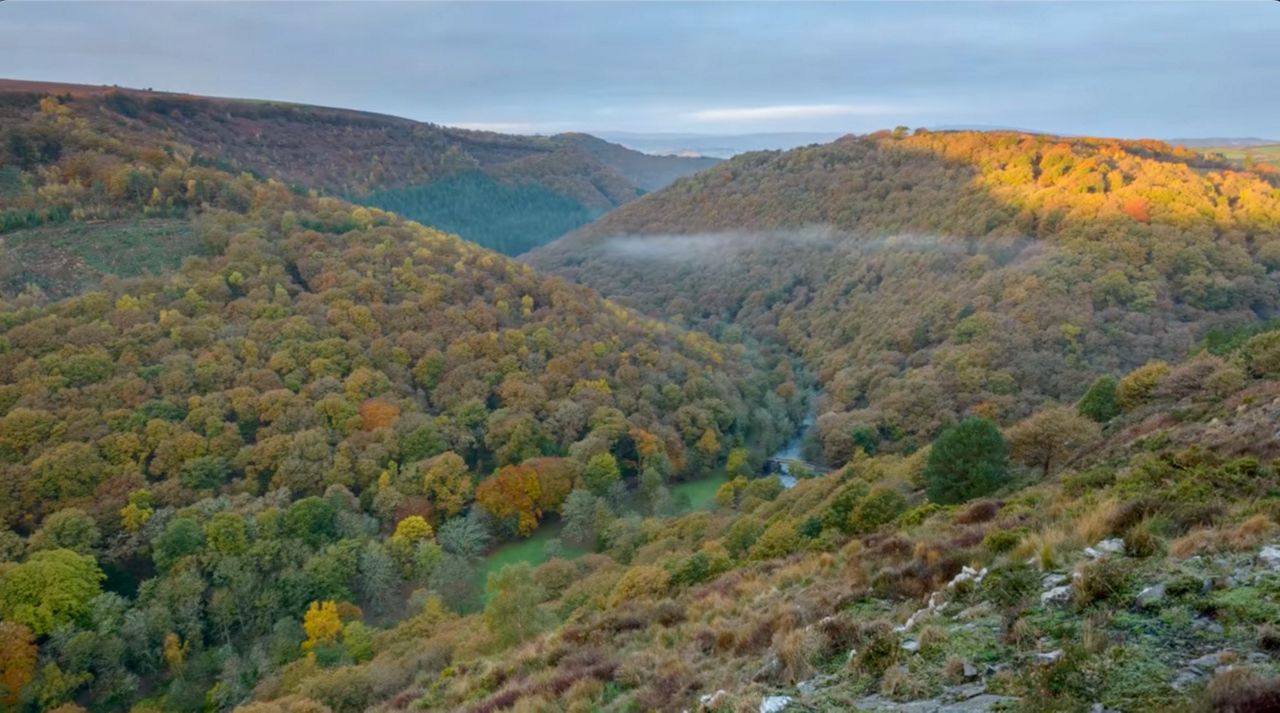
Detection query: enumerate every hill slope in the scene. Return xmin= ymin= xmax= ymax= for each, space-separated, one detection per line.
xmin=0 ymin=79 xmax=716 ymax=261
xmin=0 ymin=87 xmax=797 ymax=712
xmin=240 ymin=323 xmax=1280 ymax=713
xmin=531 ymin=130 xmax=1280 ymax=455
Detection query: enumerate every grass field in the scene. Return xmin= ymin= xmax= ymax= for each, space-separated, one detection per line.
xmin=477 ymin=470 xmax=730 ymax=594
xmin=1203 ymin=143 xmax=1280 ymax=165
xmin=1 ymin=218 xmax=199 ymax=297
xmin=670 ymin=468 xmax=728 ymax=511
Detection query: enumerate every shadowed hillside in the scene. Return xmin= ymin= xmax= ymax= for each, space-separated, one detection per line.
xmin=0 ymin=79 xmax=717 ymax=261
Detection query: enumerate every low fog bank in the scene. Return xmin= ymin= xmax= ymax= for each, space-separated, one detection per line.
xmin=597 ymin=226 xmax=1040 ymax=264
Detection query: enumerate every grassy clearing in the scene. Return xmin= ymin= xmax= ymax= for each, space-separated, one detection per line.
xmin=671 ymin=468 xmax=729 ymax=511
xmin=477 ymin=521 xmax=588 ymax=596
xmin=1 ymin=218 xmax=198 ymax=296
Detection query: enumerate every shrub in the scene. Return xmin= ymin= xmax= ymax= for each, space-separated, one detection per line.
xmin=484 ymin=563 xmax=547 ymax=646
xmin=750 ymin=520 xmax=801 ymax=560
xmin=1073 ymin=557 xmax=1134 ymax=607
xmin=847 ymin=620 xmax=900 ymax=678
xmin=923 ymin=418 xmax=1010 ymax=504
xmin=724 ymin=517 xmax=765 ymax=559
xmin=983 ymin=528 xmax=1026 ymax=554
xmin=1078 ymin=375 xmax=1120 ymax=423
xmin=1241 ymin=330 xmax=1280 ymax=377
xmin=607 ymin=565 xmax=670 ymax=607
xmin=980 ymin=563 xmax=1039 ymax=608
xmin=848 ymin=487 xmax=907 ymax=534
xmin=1203 ymin=667 xmax=1280 ymax=712
xmin=1122 ymin=520 xmax=1164 ymax=558
xmin=1117 ymin=361 xmax=1170 ymax=411
xmin=668 ymin=552 xmax=720 ymax=588
xmin=533 ymin=558 xmax=578 ymax=598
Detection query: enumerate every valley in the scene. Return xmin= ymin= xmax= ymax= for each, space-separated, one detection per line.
xmin=2 ymin=15 xmax=1280 ymax=713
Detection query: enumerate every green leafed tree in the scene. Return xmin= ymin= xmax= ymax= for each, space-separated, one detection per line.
xmin=0 ymin=549 xmax=104 ymax=636
xmin=581 ymin=453 xmax=621 ymax=496
xmin=152 ymin=517 xmax=206 ymax=571
xmin=1077 ymin=375 xmax=1120 ymax=423
xmin=483 ymin=562 xmax=547 ymax=647
xmin=923 ymin=418 xmax=1009 ymax=504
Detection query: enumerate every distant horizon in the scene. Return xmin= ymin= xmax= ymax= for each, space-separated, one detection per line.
xmin=2 ymin=2 xmax=1277 ymax=139
xmin=2 ymin=75 xmax=1273 ymax=158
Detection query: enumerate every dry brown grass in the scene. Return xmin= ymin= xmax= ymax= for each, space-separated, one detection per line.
xmin=1074 ymin=496 xmax=1123 ymax=543
xmin=1170 ymin=515 xmax=1278 ymax=559
xmin=1204 ymin=667 xmax=1280 ymax=712
xmin=772 ymin=626 xmax=823 ymax=683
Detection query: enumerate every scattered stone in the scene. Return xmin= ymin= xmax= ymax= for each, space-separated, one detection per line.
xmin=902 ymin=639 xmax=920 ymax=654
xmin=1259 ymin=545 xmax=1280 ymax=569
xmin=1034 ymin=649 xmax=1063 ymax=665
xmin=983 ymin=663 xmax=1009 ymax=677
xmin=796 ymin=675 xmax=834 ymax=698
xmin=1191 ymin=617 xmax=1225 ymax=635
xmin=1084 ymin=538 xmax=1125 ymax=559
xmin=853 ymin=692 xmax=1018 ymax=712
xmin=963 ymin=662 xmax=979 ymax=680
xmin=1171 ymin=669 xmax=1205 ymax=690
xmin=948 ymin=566 xmax=989 ymax=589
xmin=947 ymin=695 xmax=1020 ymax=712
xmin=759 ymin=695 xmax=792 ymax=713
xmin=1041 ymin=573 xmax=1068 ymax=589
xmin=1188 ymin=650 xmax=1233 ymax=671
xmin=699 ymin=689 xmax=728 ymax=710
xmin=941 ymin=682 xmax=986 ymax=702
xmin=1041 ymin=585 xmax=1074 ymax=606
xmin=1135 ymin=583 xmax=1166 ymax=609
xmin=1096 ymin=538 xmax=1125 ymax=554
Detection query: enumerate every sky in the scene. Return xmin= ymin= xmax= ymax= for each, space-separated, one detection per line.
xmin=1 ymin=1 xmax=1277 ymax=139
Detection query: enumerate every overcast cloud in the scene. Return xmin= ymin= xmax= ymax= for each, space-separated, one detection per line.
xmin=0 ymin=1 xmax=1276 ymax=138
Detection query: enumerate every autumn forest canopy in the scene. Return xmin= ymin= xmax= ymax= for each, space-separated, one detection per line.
xmin=2 ymin=77 xmax=1280 ymax=713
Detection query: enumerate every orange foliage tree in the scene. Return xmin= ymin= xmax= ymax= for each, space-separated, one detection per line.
xmin=475 ymin=464 xmax=543 ymax=536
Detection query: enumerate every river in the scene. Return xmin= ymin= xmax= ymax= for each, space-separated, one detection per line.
xmin=770 ymin=412 xmax=816 ymax=489
xmin=477 ymin=410 xmax=818 ymax=581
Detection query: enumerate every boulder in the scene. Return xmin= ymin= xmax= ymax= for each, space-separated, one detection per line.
xmin=1134 ymin=583 xmax=1166 ymax=609
xmin=1259 ymin=545 xmax=1280 ymax=569
xmin=1084 ymin=538 xmax=1125 ymax=559
xmin=1034 ymin=650 xmax=1063 ymax=665
xmin=1188 ymin=650 xmax=1233 ymax=671
xmin=1041 ymin=573 xmax=1068 ymax=589
xmin=759 ymin=695 xmax=792 ymax=713
xmin=1041 ymin=585 xmax=1073 ymax=606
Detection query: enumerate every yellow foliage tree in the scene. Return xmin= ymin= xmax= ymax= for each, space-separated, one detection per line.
xmin=301 ymin=600 xmax=342 ymax=654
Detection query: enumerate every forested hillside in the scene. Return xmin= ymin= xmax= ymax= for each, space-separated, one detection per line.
xmin=6 ymin=84 xmax=1280 ymax=713
xmin=0 ymin=86 xmax=798 ymax=712
xmin=531 ymin=129 xmax=1280 ymax=455
xmin=230 ymin=305 xmax=1280 ymax=713
xmin=0 ymin=79 xmax=715 ymax=263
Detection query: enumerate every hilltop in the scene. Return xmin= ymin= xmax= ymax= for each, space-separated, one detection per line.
xmin=0 ymin=79 xmax=716 ymax=263
xmin=531 ymin=129 xmax=1280 ymax=455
